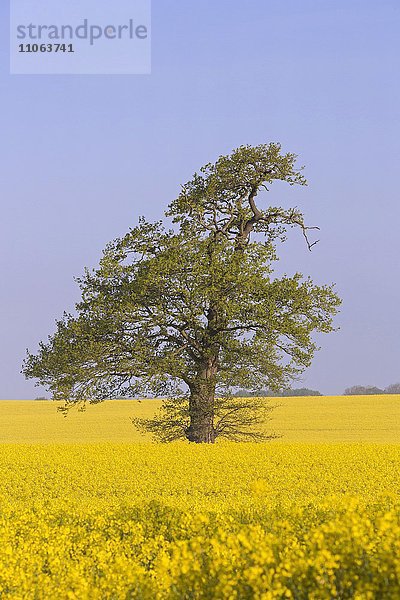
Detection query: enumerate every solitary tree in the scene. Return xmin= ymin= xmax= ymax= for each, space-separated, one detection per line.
xmin=23 ymin=144 xmax=340 ymax=443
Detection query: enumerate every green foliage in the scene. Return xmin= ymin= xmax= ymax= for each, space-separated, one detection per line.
xmin=23 ymin=224 xmax=338 ymax=401
xmin=23 ymin=143 xmax=341 ymax=440
xmin=167 ymin=143 xmax=308 ymax=244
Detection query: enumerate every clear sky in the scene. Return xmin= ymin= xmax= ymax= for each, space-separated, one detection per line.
xmin=1 ymin=0 xmax=399 ymax=398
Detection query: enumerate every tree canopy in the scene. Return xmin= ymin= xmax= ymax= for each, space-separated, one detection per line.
xmin=23 ymin=143 xmax=341 ymax=442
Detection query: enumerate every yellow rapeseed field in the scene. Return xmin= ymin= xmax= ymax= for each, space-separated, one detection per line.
xmin=0 ymin=397 xmax=399 ymax=598
xmin=1 ymin=395 xmax=399 ymax=443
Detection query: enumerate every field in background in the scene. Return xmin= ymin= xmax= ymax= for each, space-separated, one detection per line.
xmin=0 ymin=395 xmax=399 ymax=443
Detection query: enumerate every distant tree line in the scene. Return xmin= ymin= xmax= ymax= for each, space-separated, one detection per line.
xmin=234 ymin=388 xmax=322 ymax=397
xmin=344 ymin=383 xmax=400 ymax=395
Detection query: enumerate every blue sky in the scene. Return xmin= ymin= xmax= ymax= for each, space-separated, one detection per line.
xmin=1 ymin=0 xmax=399 ymax=397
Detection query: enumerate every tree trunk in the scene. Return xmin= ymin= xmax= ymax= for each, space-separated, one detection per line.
xmin=186 ymin=360 xmax=217 ymax=443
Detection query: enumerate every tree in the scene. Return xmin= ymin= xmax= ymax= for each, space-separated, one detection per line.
xmin=344 ymin=385 xmax=384 ymax=395
xmin=385 ymin=383 xmax=400 ymax=394
xmin=234 ymin=388 xmax=322 ymax=397
xmin=23 ymin=143 xmax=341 ymax=443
